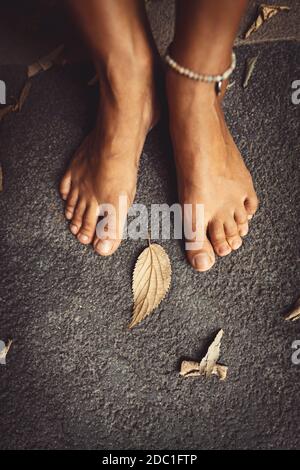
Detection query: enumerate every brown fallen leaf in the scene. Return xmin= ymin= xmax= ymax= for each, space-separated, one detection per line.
xmin=244 ymin=4 xmax=290 ymax=39
xmin=16 ymin=80 xmax=32 ymax=112
xmin=0 ymin=104 xmax=14 ymax=122
xmin=129 ymin=241 xmax=171 ymax=328
xmin=0 ymin=339 xmax=12 ymax=364
xmin=285 ymin=297 xmax=300 ymax=322
xmin=0 ymin=80 xmax=32 ymax=122
xmin=28 ymin=44 xmax=65 ymax=78
xmin=180 ymin=330 xmax=228 ymax=381
xmin=243 ymin=55 xmax=259 ymax=88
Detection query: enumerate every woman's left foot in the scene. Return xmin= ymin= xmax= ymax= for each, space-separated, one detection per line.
xmin=166 ymin=70 xmax=259 ymax=272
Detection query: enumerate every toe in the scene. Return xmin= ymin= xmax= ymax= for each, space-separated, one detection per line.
xmin=93 ymin=196 xmax=128 ymax=256
xmin=65 ymin=187 xmax=79 ymax=220
xmin=77 ymin=204 xmax=98 ymax=245
xmin=238 ymin=221 xmax=249 ymax=237
xmin=70 ymin=199 xmax=86 ymax=235
xmin=94 ymin=237 xmax=117 ymax=256
xmin=60 ymin=170 xmax=72 ymax=201
xmin=224 ymin=219 xmax=243 ymax=250
xmin=209 ymin=219 xmax=231 ymax=257
xmin=234 ymin=208 xmax=249 ymax=237
xmin=94 ymin=219 xmax=121 ymax=256
xmin=186 ymin=233 xmax=216 ymax=272
xmin=244 ymin=193 xmax=259 ymax=216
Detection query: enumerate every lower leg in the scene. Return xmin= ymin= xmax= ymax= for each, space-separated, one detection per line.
xmin=172 ymin=0 xmax=248 ymax=74
xmin=167 ymin=0 xmax=259 ymax=272
xmin=60 ymin=0 xmax=158 ymax=253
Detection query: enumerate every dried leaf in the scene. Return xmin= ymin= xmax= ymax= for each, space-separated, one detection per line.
xmin=0 ymin=339 xmax=12 ymax=364
xmin=285 ymin=297 xmax=300 ymax=322
xmin=27 ymin=62 xmax=42 ymax=79
xmin=227 ymin=81 xmax=235 ymax=90
xmin=28 ymin=44 xmax=65 ymax=78
xmin=16 ymin=80 xmax=32 ymax=112
xmin=212 ymin=364 xmax=228 ymax=381
xmin=88 ymin=74 xmax=98 ymax=86
xmin=129 ymin=242 xmax=171 ymax=328
xmin=244 ymin=4 xmax=290 ymax=39
xmin=0 ymin=81 xmax=31 ymax=123
xmin=0 ymin=164 xmax=3 ymax=192
xmin=243 ymin=55 xmax=259 ymax=88
xmin=180 ymin=330 xmax=227 ymax=381
xmin=0 ymin=104 xmax=14 ymax=122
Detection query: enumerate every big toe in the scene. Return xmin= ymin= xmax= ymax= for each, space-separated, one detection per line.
xmin=93 ymin=197 xmax=128 ymax=256
xmin=186 ymin=236 xmax=216 ymax=272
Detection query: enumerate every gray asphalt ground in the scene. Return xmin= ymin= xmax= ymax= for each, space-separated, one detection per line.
xmin=0 ymin=0 xmax=299 ymax=450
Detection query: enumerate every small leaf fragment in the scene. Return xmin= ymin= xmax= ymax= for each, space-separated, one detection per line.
xmin=27 ymin=62 xmax=42 ymax=79
xmin=16 ymin=80 xmax=32 ymax=112
xmin=0 ymin=80 xmax=31 ymax=122
xmin=244 ymin=4 xmax=290 ymax=39
xmin=180 ymin=330 xmax=227 ymax=381
xmin=0 ymin=339 xmax=12 ymax=364
xmin=227 ymin=81 xmax=235 ymax=90
xmin=129 ymin=242 xmax=172 ymax=328
xmin=243 ymin=55 xmax=259 ymax=88
xmin=0 ymin=104 xmax=14 ymax=122
xmin=285 ymin=297 xmax=300 ymax=322
xmin=27 ymin=44 xmax=65 ymax=78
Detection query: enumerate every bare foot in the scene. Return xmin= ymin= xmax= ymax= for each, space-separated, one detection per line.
xmin=60 ymin=57 xmax=158 ymax=255
xmin=166 ymin=72 xmax=259 ymax=272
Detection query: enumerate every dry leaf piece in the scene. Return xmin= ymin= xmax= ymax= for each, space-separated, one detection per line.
xmin=227 ymin=81 xmax=235 ymax=90
xmin=0 ymin=339 xmax=12 ymax=364
xmin=129 ymin=242 xmax=171 ymax=328
xmin=0 ymin=104 xmax=14 ymax=122
xmin=0 ymin=81 xmax=31 ymax=122
xmin=199 ymin=329 xmax=224 ymax=376
xmin=244 ymin=4 xmax=290 ymax=39
xmin=27 ymin=62 xmax=42 ymax=79
xmin=16 ymin=81 xmax=32 ymax=112
xmin=180 ymin=330 xmax=227 ymax=381
xmin=28 ymin=44 xmax=65 ymax=78
xmin=285 ymin=297 xmax=300 ymax=322
xmin=243 ymin=56 xmax=259 ymax=88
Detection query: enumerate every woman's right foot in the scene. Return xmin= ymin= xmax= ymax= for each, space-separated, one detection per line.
xmin=60 ymin=54 xmax=158 ymax=255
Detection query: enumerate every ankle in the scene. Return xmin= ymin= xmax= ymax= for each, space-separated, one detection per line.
xmin=95 ymin=48 xmax=156 ymax=92
xmin=166 ymin=67 xmax=217 ymax=108
xmin=169 ymin=41 xmax=232 ymax=77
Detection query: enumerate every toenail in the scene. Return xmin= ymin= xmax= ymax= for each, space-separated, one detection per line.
xmin=193 ymin=253 xmax=213 ymax=271
xmin=78 ymin=233 xmax=89 ymax=243
xmin=248 ymin=214 xmax=253 ymax=220
xmin=65 ymin=210 xmax=73 ymax=220
xmin=96 ymin=239 xmax=114 ymax=255
xmin=70 ymin=224 xmax=78 ymax=234
xmin=231 ymin=238 xmax=242 ymax=250
xmin=239 ymin=227 xmax=248 ymax=237
xmin=219 ymin=245 xmax=230 ymax=255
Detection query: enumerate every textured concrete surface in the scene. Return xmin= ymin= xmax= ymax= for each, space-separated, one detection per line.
xmin=0 ymin=4 xmax=300 ymax=451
